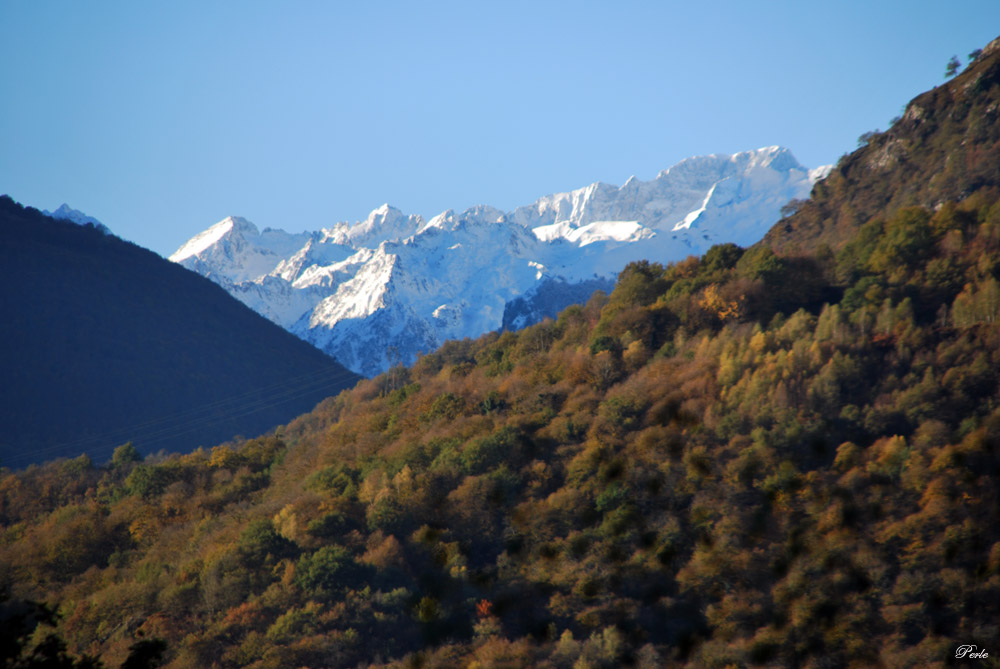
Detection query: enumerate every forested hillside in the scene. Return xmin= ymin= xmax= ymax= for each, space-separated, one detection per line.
xmin=766 ymin=35 xmax=1000 ymax=254
xmin=3 ymin=36 xmax=1000 ymax=669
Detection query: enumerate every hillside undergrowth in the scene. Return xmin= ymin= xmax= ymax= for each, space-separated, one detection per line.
xmin=3 ymin=192 xmax=1000 ymax=667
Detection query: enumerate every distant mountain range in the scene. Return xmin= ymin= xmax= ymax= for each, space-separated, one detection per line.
xmin=172 ymin=147 xmax=829 ymax=376
xmin=42 ymin=203 xmax=112 ymax=235
xmin=0 ymin=197 xmax=360 ymax=467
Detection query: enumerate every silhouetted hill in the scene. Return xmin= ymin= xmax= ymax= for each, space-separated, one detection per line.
xmin=0 ymin=197 xmax=361 ymax=467
xmin=765 ymin=36 xmax=1000 ymax=254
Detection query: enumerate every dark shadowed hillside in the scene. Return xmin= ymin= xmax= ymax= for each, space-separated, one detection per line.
xmin=0 ymin=197 xmax=360 ymax=467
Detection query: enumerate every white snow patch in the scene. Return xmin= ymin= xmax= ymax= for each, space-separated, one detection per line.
xmin=169 ymin=218 xmax=236 ymax=262
xmin=533 ymin=220 xmax=654 ymax=246
xmin=809 ymin=165 xmax=834 ymax=182
xmin=672 ymin=183 xmax=717 ymax=232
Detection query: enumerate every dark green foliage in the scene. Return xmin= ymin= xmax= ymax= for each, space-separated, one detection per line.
xmin=461 ymin=427 xmax=522 ymax=475
xmin=295 ymin=546 xmax=364 ymax=596
xmin=237 ymin=519 xmax=292 ymax=565
xmin=611 ymin=260 xmax=667 ymax=307
xmin=866 ymin=207 xmax=933 ymax=273
xmin=588 ymin=335 xmax=621 ymax=356
xmin=736 ymin=245 xmax=785 ymax=283
xmin=110 ymin=443 xmax=141 ymax=470
xmin=307 ymin=463 xmax=357 ymax=497
xmin=946 ymin=54 xmax=961 ymax=77
xmin=124 ymin=465 xmax=168 ymax=499
xmin=423 ymin=392 xmax=465 ymax=422
xmin=702 ymin=243 xmax=744 ymax=272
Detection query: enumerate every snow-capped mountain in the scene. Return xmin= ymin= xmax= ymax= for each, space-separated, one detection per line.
xmin=172 ymin=147 xmax=829 ymax=376
xmin=43 ymin=204 xmax=112 ymax=235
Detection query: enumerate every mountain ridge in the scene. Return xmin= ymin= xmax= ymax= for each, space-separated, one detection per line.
xmin=41 ymin=203 xmax=112 ymax=234
xmin=764 ymin=35 xmax=1000 ymax=254
xmin=173 ymin=146 xmax=826 ymax=376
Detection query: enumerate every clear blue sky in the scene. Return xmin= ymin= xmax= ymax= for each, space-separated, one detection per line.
xmin=2 ymin=1 xmax=999 ymax=256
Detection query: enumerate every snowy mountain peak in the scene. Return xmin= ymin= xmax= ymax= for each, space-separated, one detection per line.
xmin=422 ymin=209 xmax=454 ymax=232
xmin=364 ymin=203 xmax=399 ymax=225
xmin=169 ymin=216 xmax=246 ymax=263
xmin=656 ymin=146 xmax=799 ymax=180
xmin=43 ymin=204 xmax=111 ymax=234
xmin=742 ymin=145 xmax=802 ymax=173
xmin=169 ymin=215 xmax=312 ymax=284
xmin=418 ymin=206 xmax=512 ymax=238
xmin=324 ymin=203 xmax=424 ymax=246
xmin=173 ymin=147 xmax=829 ymax=376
